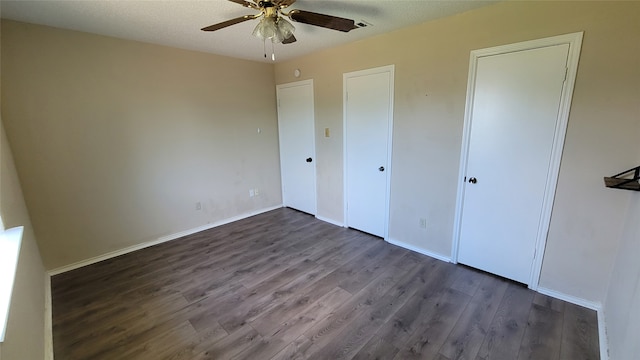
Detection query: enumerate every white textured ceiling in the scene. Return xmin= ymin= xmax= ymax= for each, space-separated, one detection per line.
xmin=0 ymin=0 xmax=497 ymax=63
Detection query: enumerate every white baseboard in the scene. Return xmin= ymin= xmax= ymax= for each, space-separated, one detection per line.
xmin=536 ymin=287 xmax=600 ymax=311
xmin=44 ymin=274 xmax=53 ymax=360
xmin=597 ymin=307 xmax=609 ymax=360
xmin=537 ymin=287 xmax=608 ymax=360
xmin=315 ymin=215 xmax=344 ymax=228
xmin=385 ymin=238 xmax=452 ymax=263
xmin=48 ymin=205 xmax=283 ymax=276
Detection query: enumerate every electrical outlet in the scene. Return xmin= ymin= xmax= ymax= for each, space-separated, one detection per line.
xmin=196 ymin=202 xmax=202 ymax=210
xmin=254 ymin=188 xmax=260 ymax=196
xmin=419 ymin=218 xmax=427 ymax=229
xmin=249 ymin=189 xmax=255 ymax=197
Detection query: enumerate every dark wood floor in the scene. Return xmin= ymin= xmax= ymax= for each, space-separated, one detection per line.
xmin=52 ymin=208 xmax=599 ymax=360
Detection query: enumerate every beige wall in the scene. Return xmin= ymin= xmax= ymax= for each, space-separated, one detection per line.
xmin=0 ymin=119 xmax=46 ymax=360
xmin=1 ymin=22 xmax=46 ymax=360
xmin=1 ymin=20 xmax=282 ymax=269
xmin=605 ymin=191 xmax=640 ymax=360
xmin=603 ymin=104 xmax=640 ymax=360
xmin=274 ymin=1 xmax=640 ymax=304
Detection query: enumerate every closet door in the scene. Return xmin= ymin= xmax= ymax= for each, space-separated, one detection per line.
xmin=344 ymin=66 xmax=394 ymax=237
xmin=458 ymin=42 xmax=572 ymax=284
xmin=277 ymin=80 xmax=317 ymax=215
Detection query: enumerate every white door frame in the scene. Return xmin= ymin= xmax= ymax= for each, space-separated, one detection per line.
xmin=343 ymin=65 xmax=395 ymax=239
xmin=451 ymin=32 xmax=583 ymax=290
xmin=276 ymin=79 xmax=317 ymax=215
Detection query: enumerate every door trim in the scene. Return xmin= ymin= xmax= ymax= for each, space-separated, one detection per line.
xmin=451 ymin=32 xmax=583 ymax=290
xmin=343 ymin=65 xmax=395 ymax=239
xmin=276 ymin=79 xmax=317 ymax=215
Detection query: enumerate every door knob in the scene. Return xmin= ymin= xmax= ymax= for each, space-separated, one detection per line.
xmin=379 ymin=166 xmax=385 ymax=172
xmin=306 ymin=158 xmax=312 ymax=163
xmin=468 ymin=177 xmax=477 ymax=184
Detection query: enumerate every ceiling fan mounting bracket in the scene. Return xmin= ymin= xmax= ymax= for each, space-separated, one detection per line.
xmin=258 ymin=1 xmax=276 ymax=9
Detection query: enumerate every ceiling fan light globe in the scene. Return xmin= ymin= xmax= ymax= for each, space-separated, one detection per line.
xmin=273 ymin=27 xmax=286 ymax=43
xmin=252 ymin=17 xmax=278 ymax=41
xmin=277 ymin=17 xmax=295 ymax=40
xmin=252 ymin=15 xmax=295 ymax=44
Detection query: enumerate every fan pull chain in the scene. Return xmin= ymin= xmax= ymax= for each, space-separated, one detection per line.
xmin=263 ymin=39 xmax=267 ymax=59
xmin=261 ymin=39 xmax=276 ymax=62
xmin=271 ymin=42 xmax=276 ymax=61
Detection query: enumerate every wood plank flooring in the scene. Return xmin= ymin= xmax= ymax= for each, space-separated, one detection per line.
xmin=51 ymin=208 xmax=600 ymax=360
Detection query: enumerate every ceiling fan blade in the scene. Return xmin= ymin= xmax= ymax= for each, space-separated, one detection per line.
xmin=282 ymin=34 xmax=297 ymax=44
xmin=201 ymin=16 xmax=254 ymax=32
xmin=227 ymin=0 xmax=257 ymax=8
xmin=288 ymin=10 xmax=358 ymax=32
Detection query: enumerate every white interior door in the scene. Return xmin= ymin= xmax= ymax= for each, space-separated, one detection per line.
xmin=344 ymin=66 xmax=394 ymax=237
xmin=277 ymin=80 xmax=316 ymax=215
xmin=457 ymin=44 xmax=570 ymax=284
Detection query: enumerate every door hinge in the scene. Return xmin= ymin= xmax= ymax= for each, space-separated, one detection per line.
xmin=533 ymin=248 xmax=537 ymax=259
xmin=563 ymin=67 xmax=568 ymax=82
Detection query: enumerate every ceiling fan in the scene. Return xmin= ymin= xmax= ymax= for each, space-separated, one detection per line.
xmin=201 ymin=0 xmax=359 ymax=47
